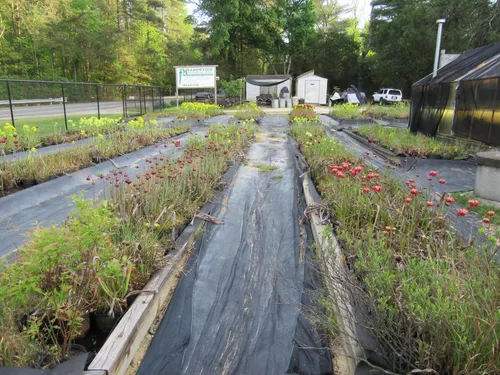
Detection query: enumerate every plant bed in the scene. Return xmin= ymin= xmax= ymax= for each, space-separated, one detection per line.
xmin=330 ymin=103 xmax=410 ymax=121
xmin=159 ymin=102 xmax=224 ymax=120
xmin=0 ymin=117 xmax=124 ymax=156
xmin=452 ymin=191 xmax=499 ymax=245
xmin=0 ymin=122 xmax=256 ymax=370
xmin=291 ymin=120 xmax=500 ymax=374
xmin=354 ymin=124 xmax=471 ymax=159
xmin=0 ymin=118 xmax=189 ymax=196
xmin=289 ymin=104 xmax=319 ymax=123
xmin=232 ymin=102 xmax=263 ymax=121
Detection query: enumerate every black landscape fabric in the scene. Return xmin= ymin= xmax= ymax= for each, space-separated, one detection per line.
xmin=137 ymin=116 xmax=333 ymax=375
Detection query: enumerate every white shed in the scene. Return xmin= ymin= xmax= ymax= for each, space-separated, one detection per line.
xmin=295 ymin=70 xmax=328 ymax=105
xmin=246 ymin=75 xmax=292 ymax=103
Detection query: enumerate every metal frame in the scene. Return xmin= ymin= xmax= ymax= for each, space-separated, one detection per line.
xmin=0 ymin=79 xmax=164 ymax=128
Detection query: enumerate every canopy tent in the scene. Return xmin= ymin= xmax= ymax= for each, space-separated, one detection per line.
xmin=245 ymin=75 xmax=292 ymax=103
xmin=409 ymin=43 xmax=500 ymax=146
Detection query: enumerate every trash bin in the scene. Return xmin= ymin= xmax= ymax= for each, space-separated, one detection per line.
xmin=298 ymin=98 xmax=305 ymax=105
xmin=279 ymin=99 xmax=286 ymax=108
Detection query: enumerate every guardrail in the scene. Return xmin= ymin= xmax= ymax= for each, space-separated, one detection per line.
xmin=0 ymin=97 xmax=66 ymax=106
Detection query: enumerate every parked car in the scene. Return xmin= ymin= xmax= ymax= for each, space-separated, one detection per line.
xmin=194 ymin=92 xmax=213 ymax=100
xmin=372 ymin=88 xmax=402 ymax=104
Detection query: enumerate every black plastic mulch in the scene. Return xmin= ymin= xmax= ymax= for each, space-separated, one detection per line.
xmin=137 ymin=115 xmax=333 ymax=375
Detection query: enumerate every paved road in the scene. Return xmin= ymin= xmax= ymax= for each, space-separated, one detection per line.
xmin=0 ymin=98 xmax=176 ymax=120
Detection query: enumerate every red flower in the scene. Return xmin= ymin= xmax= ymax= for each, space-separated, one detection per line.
xmin=410 ymin=188 xmax=419 ymax=195
xmin=337 ymin=172 xmax=345 ymax=179
xmin=405 ymin=197 xmax=412 ymax=203
xmin=487 ymin=211 xmax=495 ymax=217
xmin=331 ymin=168 xmax=339 ymax=175
xmin=174 ymin=140 xmax=181 ymax=147
xmin=428 ymin=177 xmax=433 ymax=181
xmin=86 ymin=176 xmax=91 ymax=181
xmin=445 ymin=196 xmax=455 ymax=204
xmin=438 ymin=179 xmax=446 ymax=184
xmin=362 ymin=188 xmax=370 ymax=194
xmin=483 ymin=218 xmax=490 ymax=223
xmin=457 ymin=208 xmax=468 ymax=216
xmin=409 ymin=179 xmax=415 ymax=183
xmin=468 ymin=200 xmax=480 ymax=208
xmin=429 ymin=171 xmax=438 ymax=177
xmin=354 ymin=166 xmax=363 ymax=174
xmin=192 ymin=168 xmax=197 ymax=172
xmin=223 ymin=150 xmax=228 ymax=155
xmin=426 ymin=201 xmax=435 ymax=207
xmin=373 ymin=185 xmax=382 ymax=193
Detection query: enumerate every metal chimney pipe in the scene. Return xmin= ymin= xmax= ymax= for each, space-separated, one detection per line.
xmin=433 ymin=19 xmax=446 ymax=78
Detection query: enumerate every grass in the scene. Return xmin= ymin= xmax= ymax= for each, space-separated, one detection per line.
xmin=291 ymin=119 xmax=500 ymax=374
xmin=273 ymin=174 xmax=284 ymax=179
xmin=356 ymin=124 xmax=470 ymax=158
xmin=0 ymin=118 xmax=189 ymax=194
xmin=0 ymin=121 xmax=257 ymax=368
xmin=14 ymin=114 xmax=122 ymax=138
xmin=330 ymin=103 xmax=410 ymax=120
xmin=255 ymin=164 xmax=277 ymax=172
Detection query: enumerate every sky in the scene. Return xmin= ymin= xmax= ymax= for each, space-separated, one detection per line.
xmin=186 ymin=0 xmax=372 ymax=28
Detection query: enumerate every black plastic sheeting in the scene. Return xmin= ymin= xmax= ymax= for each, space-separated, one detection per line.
xmin=245 ymin=77 xmax=290 ymax=87
xmin=454 ymin=77 xmax=500 ymax=144
xmin=0 ymin=115 xmax=233 ymax=259
xmin=409 ymin=42 xmax=500 ymax=145
xmin=0 ymin=354 xmax=87 ymax=375
xmin=138 ymin=115 xmax=333 ymax=375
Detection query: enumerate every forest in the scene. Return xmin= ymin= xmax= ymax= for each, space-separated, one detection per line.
xmin=1 ymin=0 xmax=499 ymax=95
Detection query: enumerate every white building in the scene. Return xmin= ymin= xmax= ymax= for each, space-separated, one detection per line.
xmin=295 ymin=70 xmax=328 ymax=105
xmin=245 ymin=75 xmax=292 ymax=103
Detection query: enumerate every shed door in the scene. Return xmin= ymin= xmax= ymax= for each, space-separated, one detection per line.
xmin=305 ymin=80 xmax=320 ymax=103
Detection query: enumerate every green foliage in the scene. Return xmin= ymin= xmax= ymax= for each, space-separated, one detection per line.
xmin=0 ymin=0 xmax=197 ymax=87
xmin=220 ymin=78 xmax=244 ymax=97
xmin=291 ymin=121 xmax=500 ymax=374
xmin=356 ymin=124 xmax=469 ymax=158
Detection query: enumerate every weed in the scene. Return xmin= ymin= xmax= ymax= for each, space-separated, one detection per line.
xmin=255 ymin=164 xmax=277 ymax=172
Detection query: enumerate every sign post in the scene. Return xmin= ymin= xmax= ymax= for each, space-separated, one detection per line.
xmin=175 ymin=65 xmax=218 ymax=107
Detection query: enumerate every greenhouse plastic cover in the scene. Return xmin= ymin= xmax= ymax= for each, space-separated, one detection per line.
xmin=413 ymin=42 xmax=500 ymax=86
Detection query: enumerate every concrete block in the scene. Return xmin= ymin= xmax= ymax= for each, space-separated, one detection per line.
xmin=475 ymin=150 xmax=500 ymax=203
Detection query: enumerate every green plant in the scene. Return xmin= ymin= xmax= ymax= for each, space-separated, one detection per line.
xmin=220 ymin=77 xmax=244 ymax=97
xmin=255 ymin=164 xmax=277 ymax=172
xmin=291 ymin=121 xmax=500 ymax=374
xmin=356 ymin=124 xmax=469 ymax=158
xmin=94 ymin=256 xmax=134 ymax=316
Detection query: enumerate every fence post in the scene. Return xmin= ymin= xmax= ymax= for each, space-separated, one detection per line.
xmin=139 ymin=86 xmax=143 ymax=115
xmin=123 ymin=83 xmax=127 ymax=118
xmin=96 ymin=84 xmax=101 ymax=119
xmin=6 ymin=80 xmax=15 ymax=128
xmin=61 ymin=83 xmax=68 ymax=130
xmin=151 ymin=87 xmax=155 ymax=112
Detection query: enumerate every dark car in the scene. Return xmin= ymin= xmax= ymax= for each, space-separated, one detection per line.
xmin=195 ymin=92 xmax=212 ymax=100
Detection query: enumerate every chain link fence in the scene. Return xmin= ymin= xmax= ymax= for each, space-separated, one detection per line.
xmin=0 ymin=79 xmax=165 ymax=133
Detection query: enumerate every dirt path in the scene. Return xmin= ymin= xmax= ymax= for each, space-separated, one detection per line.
xmin=137 ymin=115 xmax=332 ymax=375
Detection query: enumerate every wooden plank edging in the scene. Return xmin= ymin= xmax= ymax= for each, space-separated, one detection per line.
xmin=301 ymin=175 xmax=365 ymax=375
